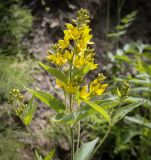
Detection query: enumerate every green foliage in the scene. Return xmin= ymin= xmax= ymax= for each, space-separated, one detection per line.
xmin=111 ymin=101 xmax=143 ymax=125
xmin=74 ymin=137 xmax=99 ymax=160
xmin=0 ymin=56 xmax=33 ymax=101
xmin=10 ymin=89 xmax=37 ymax=126
xmin=0 ymin=103 xmax=24 ymax=160
xmin=39 ymin=63 xmax=68 ymax=84
xmin=112 ymin=41 xmax=151 ymax=159
xmin=0 ymin=0 xmax=33 ymax=55
xmin=114 ymin=41 xmax=151 ymax=105
xmin=0 ymin=131 xmax=22 ymax=160
xmin=0 ymin=0 xmax=33 ymax=101
xmin=35 ymin=149 xmax=55 ymax=160
xmin=108 ymin=11 xmax=137 ymax=39
xmin=28 ymin=89 xmax=66 ymax=113
xmin=83 ymin=99 xmax=111 ymax=124
xmin=44 ymin=149 xmax=55 ymax=160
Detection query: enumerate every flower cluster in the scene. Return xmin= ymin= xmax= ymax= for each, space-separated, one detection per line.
xmin=10 ymin=88 xmax=26 ymax=117
xmin=117 ymin=81 xmax=130 ymax=101
xmin=47 ymin=9 xmax=108 ymax=100
xmin=80 ymin=74 xmax=108 ymax=100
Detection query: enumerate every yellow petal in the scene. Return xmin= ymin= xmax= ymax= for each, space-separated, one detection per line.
xmin=80 ymin=86 xmax=90 ymax=100
xmin=58 ymin=37 xmax=69 ymax=49
xmin=66 ymin=23 xmax=74 ymax=30
xmin=96 ymin=84 xmax=108 ymax=95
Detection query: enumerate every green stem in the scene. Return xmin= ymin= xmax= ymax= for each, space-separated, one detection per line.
xmin=69 ymin=94 xmax=72 ymax=112
xmin=69 ymin=93 xmax=74 ymax=160
xmin=69 ymin=44 xmax=76 ymax=160
xmin=26 ymin=126 xmax=47 ymax=156
xmin=89 ymin=126 xmax=111 ymax=160
xmin=70 ymin=126 xmax=74 ymax=160
xmin=76 ymin=121 xmax=81 ymax=159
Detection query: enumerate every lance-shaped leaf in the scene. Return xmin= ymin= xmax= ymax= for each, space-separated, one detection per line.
xmin=28 ymin=89 xmax=65 ymax=112
xmin=51 ymin=112 xmax=75 ymax=124
xmin=35 ymin=150 xmax=43 ymax=160
xmin=75 ymin=99 xmax=119 ymax=124
xmin=39 ymin=62 xmax=67 ymax=83
xmin=83 ymin=99 xmax=111 ymax=124
xmin=130 ymin=79 xmax=151 ymax=87
xmin=124 ymin=116 xmax=151 ymax=129
xmin=112 ymin=101 xmax=143 ymax=125
xmin=51 ymin=99 xmax=119 ymax=126
xmin=22 ymin=96 xmax=37 ymax=126
xmin=74 ymin=137 xmax=99 ymax=160
xmin=44 ymin=149 xmax=55 ymax=160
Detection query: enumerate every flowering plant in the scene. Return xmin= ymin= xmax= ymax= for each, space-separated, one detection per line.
xmin=10 ymin=9 xmax=142 ymax=160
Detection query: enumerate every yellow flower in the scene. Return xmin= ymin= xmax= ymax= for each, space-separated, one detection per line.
xmin=47 ymin=52 xmax=67 ymax=65
xmin=73 ymin=55 xmax=85 ymax=68
xmin=64 ymin=50 xmax=73 ymax=61
xmin=76 ymin=39 xmax=87 ymax=51
xmin=82 ymin=25 xmax=91 ymax=35
xmin=90 ymin=62 xmax=98 ymax=70
xmin=79 ymin=25 xmax=93 ymax=47
xmin=90 ymin=74 xmax=108 ymax=96
xmin=56 ymin=79 xmax=77 ymax=94
xmin=90 ymin=83 xmax=108 ymax=95
xmin=64 ymin=23 xmax=82 ymax=40
xmin=80 ymin=86 xmax=90 ymax=100
xmin=58 ymin=36 xmax=69 ymax=49
xmin=95 ymin=84 xmax=108 ymax=95
xmin=72 ymin=27 xmax=82 ymax=40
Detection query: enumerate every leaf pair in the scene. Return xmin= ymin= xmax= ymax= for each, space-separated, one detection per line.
xmin=51 ymin=99 xmax=120 ymax=126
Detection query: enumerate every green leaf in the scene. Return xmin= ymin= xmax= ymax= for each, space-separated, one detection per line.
xmin=44 ymin=149 xmax=55 ymax=160
xmin=112 ymin=101 xmax=143 ymax=125
xmin=39 ymin=62 xmax=67 ymax=83
xmin=77 ymin=99 xmax=119 ymax=124
xmin=124 ymin=116 xmax=151 ymax=129
xmin=130 ymin=79 xmax=151 ymax=87
xmin=125 ymin=97 xmax=145 ymax=103
xmin=35 ymin=150 xmax=43 ymax=160
xmin=115 ymin=55 xmax=131 ymax=62
xmin=83 ymin=100 xmax=111 ymax=124
xmin=23 ymin=96 xmax=37 ymax=126
xmin=51 ymin=112 xmax=75 ymax=124
xmin=117 ymin=87 xmax=121 ymax=97
xmin=51 ymin=99 xmax=119 ymax=126
xmin=107 ymin=31 xmax=126 ymax=38
xmin=131 ymin=87 xmax=151 ymax=93
xmin=74 ymin=137 xmax=99 ymax=160
xmin=28 ymin=89 xmax=65 ymax=112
